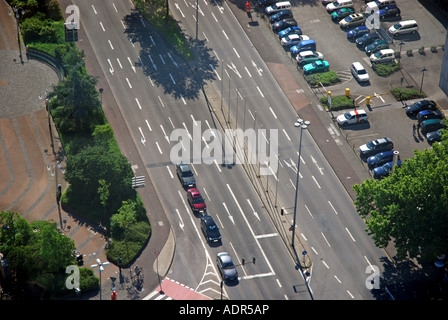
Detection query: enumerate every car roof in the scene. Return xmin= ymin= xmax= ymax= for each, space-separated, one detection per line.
xmin=202 ymin=215 xmax=217 ymax=224
xmin=351 ymin=61 xmax=365 ymax=69
xmin=378 ymin=48 xmax=394 ymax=54
xmin=422 ymin=119 xmax=441 ymax=125
xmin=347 ymin=109 xmax=367 ymax=115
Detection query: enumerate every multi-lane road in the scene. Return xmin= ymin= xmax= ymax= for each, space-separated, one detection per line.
xmin=65 ymin=0 xmax=389 ymax=300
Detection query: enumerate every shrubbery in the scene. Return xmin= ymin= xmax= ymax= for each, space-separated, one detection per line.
xmin=320 ymin=95 xmax=354 ymax=111
xmin=372 ymin=62 xmax=400 ymax=77
xmin=390 ymin=88 xmax=426 ymax=101
xmin=305 ymin=71 xmax=340 ymax=86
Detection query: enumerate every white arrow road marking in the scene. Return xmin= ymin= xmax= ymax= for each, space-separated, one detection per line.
xmin=127 ymin=57 xmax=136 ymax=73
xmin=175 ymin=209 xmax=185 ymax=231
xmin=174 ymin=3 xmax=185 ymax=17
xmin=222 ymin=202 xmax=235 ymax=225
xmin=247 ymin=199 xmax=260 ymax=220
xmin=138 ymin=127 xmax=146 ymax=146
xmin=251 ymin=60 xmax=263 ymax=76
xmin=226 ymin=62 xmax=241 ymax=78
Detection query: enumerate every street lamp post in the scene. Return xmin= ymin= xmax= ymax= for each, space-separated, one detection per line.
xmin=420 ymin=67 xmax=428 ymax=93
xmin=10 ymin=6 xmax=25 ymax=64
xmin=91 ymin=258 xmax=110 ymax=300
xmin=398 ymin=41 xmax=405 ymax=66
xmin=291 ymin=119 xmax=310 ymax=249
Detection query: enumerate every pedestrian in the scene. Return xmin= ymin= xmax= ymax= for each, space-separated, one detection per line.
xmin=413 ymin=123 xmax=416 ymax=135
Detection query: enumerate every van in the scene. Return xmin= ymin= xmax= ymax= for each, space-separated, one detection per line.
xmin=421 ymin=119 xmax=447 ymax=135
xmin=388 ymin=20 xmax=419 ymax=36
xmin=370 ymin=48 xmax=395 ymax=64
xmin=290 ymin=39 xmax=316 ymax=55
xmin=365 ymin=0 xmax=396 ymax=14
xmin=265 ymin=1 xmax=291 ymax=15
xmin=350 ymin=62 xmax=369 ymax=82
xmin=326 ymin=0 xmax=354 ymax=13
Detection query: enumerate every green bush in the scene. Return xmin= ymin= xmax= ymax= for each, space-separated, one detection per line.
xmin=320 ymin=95 xmax=354 ymax=111
xmin=390 ymin=88 xmax=425 ymax=101
xmin=373 ymin=62 xmax=400 ymax=77
xmin=305 ymin=71 xmax=340 ymax=86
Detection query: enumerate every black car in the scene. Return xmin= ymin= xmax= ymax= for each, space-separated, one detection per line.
xmin=426 ymin=130 xmax=443 ymax=145
xmin=359 ymin=137 xmax=394 ymax=157
xmin=258 ymin=0 xmax=276 ymax=6
xmin=269 ymin=10 xmax=293 ymax=23
xmin=367 ymin=150 xmax=398 ymax=169
xmin=200 ymin=215 xmax=222 ymax=244
xmin=272 ymin=18 xmax=298 ymax=33
xmin=405 ymin=100 xmax=437 ymax=117
xmin=176 ymin=163 xmax=196 ymax=188
xmin=356 ymin=32 xmax=381 ymax=47
xmin=378 ymin=6 xmax=401 ymax=20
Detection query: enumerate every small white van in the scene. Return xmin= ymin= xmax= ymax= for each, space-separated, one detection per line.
xmin=388 ymin=20 xmax=419 ymax=36
xmin=266 ymin=1 xmax=291 ymax=15
xmin=326 ymin=0 xmax=354 ymax=13
xmin=370 ymin=48 xmax=395 ymax=64
xmin=365 ymin=0 xmax=396 ymax=14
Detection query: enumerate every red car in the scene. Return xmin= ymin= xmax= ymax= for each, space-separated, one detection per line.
xmin=187 ymin=188 xmax=206 ymax=213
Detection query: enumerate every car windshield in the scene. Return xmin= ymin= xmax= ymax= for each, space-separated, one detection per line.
xmin=366 ymin=141 xmax=377 ymax=149
xmin=193 ymin=196 xmax=204 ymax=204
xmin=222 ymin=260 xmax=234 ymax=269
xmin=346 ymin=16 xmax=353 ymax=21
xmin=343 ymin=112 xmax=352 ymax=119
xmin=374 ymin=51 xmax=383 ymax=58
xmin=208 ymin=224 xmax=218 ymax=231
xmin=393 ymin=22 xmax=401 ymax=29
xmin=358 ymin=69 xmax=367 ymax=74
xmin=182 ymin=170 xmax=193 ymax=177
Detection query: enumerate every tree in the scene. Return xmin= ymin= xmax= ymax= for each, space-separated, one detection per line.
xmin=354 ymin=135 xmax=448 ymax=263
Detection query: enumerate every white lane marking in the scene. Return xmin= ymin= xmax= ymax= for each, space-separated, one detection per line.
xmin=222 ymin=30 xmax=229 ymax=40
xmin=210 ymin=64 xmax=221 ymax=80
xmin=108 ymin=40 xmax=114 ymax=50
xmin=345 ymin=227 xmax=356 ymax=242
xmin=321 ymin=232 xmax=331 ymax=247
xmin=233 ymin=48 xmax=240 ymax=58
xmin=254 ymin=233 xmax=278 ymax=239
xmin=169 ymin=73 xmax=176 ymax=84
xmin=312 ymin=175 xmax=321 ymax=189
xmin=256 ymin=86 xmax=264 ymax=98
xmin=155 ymin=141 xmax=163 ymax=154
xmin=159 ymin=54 xmax=166 ymax=64
xmin=269 ymin=107 xmax=278 ymax=119
xmin=245 ymin=67 xmax=252 ymax=77
xmin=283 ymin=129 xmax=291 ymax=141
xmin=158 ymin=96 xmax=165 ymax=108
xmin=146 ymin=119 xmax=152 ymax=132
xmin=135 ymin=98 xmax=142 ymax=109
xmin=126 ymin=78 xmax=132 ymax=88
xmin=92 ymin=5 xmax=97 ymax=14
xmin=99 ymin=22 xmax=105 ymax=32
xmin=116 ymin=58 xmax=122 ymax=68
xmin=328 ymin=201 xmax=338 ymax=215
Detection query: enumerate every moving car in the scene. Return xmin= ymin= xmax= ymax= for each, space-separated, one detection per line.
xmin=217 ymin=252 xmax=238 ymax=282
xmin=378 ymin=5 xmax=401 ymax=19
xmin=339 ymin=13 xmax=366 ymax=29
xmin=405 ymin=99 xmax=438 ymax=117
xmin=359 ymin=137 xmax=394 ymax=157
xmin=347 ymin=26 xmax=370 ymax=40
xmin=416 ymin=110 xmax=444 ymax=124
xmin=331 ymin=7 xmax=355 ymax=21
xmin=281 ymin=34 xmax=310 ymax=47
xmin=365 ymin=40 xmax=389 ymax=54
xmin=372 ymin=160 xmax=402 ymax=179
xmin=187 ymin=188 xmax=206 ymax=214
xmin=200 ymin=215 xmax=222 ymax=244
xmin=278 ymin=26 xmax=302 ymax=39
xmin=303 ymin=60 xmax=329 ymax=75
xmin=356 ymin=32 xmax=381 ymax=46
xmin=176 ymin=163 xmax=196 ymax=188
xmin=367 ymin=150 xmax=398 ymax=169
xmin=337 ymin=109 xmax=368 ymax=126
xmin=426 ymin=130 xmax=443 ymax=145
xmin=296 ymin=50 xmax=324 ymax=66
xmin=269 ymin=10 xmax=293 ymax=23
xmin=350 ymin=61 xmax=370 ymax=82
xmin=272 ymin=18 xmax=298 ymax=33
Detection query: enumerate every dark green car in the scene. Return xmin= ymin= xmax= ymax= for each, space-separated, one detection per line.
xmin=331 ymin=8 xmax=355 ymax=21
xmin=364 ymin=40 xmax=389 ymax=54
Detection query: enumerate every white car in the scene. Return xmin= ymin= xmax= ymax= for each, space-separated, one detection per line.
xmin=296 ymin=50 xmax=324 ymax=65
xmin=281 ymin=34 xmax=309 ymax=47
xmin=337 ymin=109 xmax=369 ymax=126
xmin=350 ymin=62 xmax=369 ymax=82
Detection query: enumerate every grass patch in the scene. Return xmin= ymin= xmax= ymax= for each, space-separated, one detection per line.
xmin=320 ymin=95 xmax=354 ymax=111
xmin=372 ymin=62 xmax=400 ymax=77
xmin=305 ymin=71 xmax=340 ymax=86
xmin=133 ymin=0 xmax=193 ymax=59
xmin=390 ymin=88 xmax=426 ymax=101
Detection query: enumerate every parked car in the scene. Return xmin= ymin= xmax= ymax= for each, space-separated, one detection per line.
xmin=347 ymin=26 xmax=369 ymax=40
xmin=426 ymin=130 xmax=443 ymax=145
xmin=405 ymin=99 xmax=438 ymax=117
xmin=359 ymin=137 xmax=394 ymax=157
xmin=356 ymin=32 xmax=381 ymax=47
xmin=337 ymin=109 xmax=368 ymax=126
xmin=200 ymin=215 xmax=222 ymax=244
xmin=331 ymin=7 xmax=355 ymax=21
xmin=417 ymin=110 xmax=444 ymax=124
xmin=339 ymin=13 xmax=366 ymax=29
xmin=187 ymin=188 xmax=206 ymax=214
xmin=290 ymin=39 xmax=316 ymax=54
xmin=421 ymin=119 xmax=447 ymax=135
xmin=369 ymin=48 xmax=395 ymax=64
xmin=258 ymin=0 xmax=277 ymax=7
xmin=372 ymin=160 xmax=402 ymax=179
xmin=176 ymin=163 xmax=196 ymax=188
xmin=303 ymin=60 xmax=329 ymax=75
xmin=367 ymin=150 xmax=399 ymax=169
xmin=350 ymin=61 xmax=370 ymax=82
xmin=269 ymin=10 xmax=293 ymax=23
xmin=326 ymin=0 xmax=354 ymax=14
xmin=281 ymin=34 xmax=310 ymax=47
xmin=266 ymin=1 xmax=291 ymax=15
xmin=378 ymin=5 xmax=401 ymax=19
xmin=217 ymin=252 xmax=238 ymax=282
xmin=278 ymin=26 xmax=302 ymax=39
xmin=296 ymin=50 xmax=324 ymax=66
xmin=272 ymin=18 xmax=298 ymax=33
xmin=365 ymin=40 xmax=389 ymax=54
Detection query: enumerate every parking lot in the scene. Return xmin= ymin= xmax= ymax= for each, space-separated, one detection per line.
xmin=261 ymin=0 xmax=448 ymax=176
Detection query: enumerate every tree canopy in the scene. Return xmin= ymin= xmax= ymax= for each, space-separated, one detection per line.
xmin=354 ymin=132 xmax=448 ymax=263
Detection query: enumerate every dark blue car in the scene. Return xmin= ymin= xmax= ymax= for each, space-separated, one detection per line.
xmin=347 ymin=26 xmax=369 ymax=40
xmin=367 ymin=150 xmax=398 ymax=169
xmin=278 ymin=26 xmax=302 ymax=39
xmin=372 ymin=160 xmax=402 ymax=179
